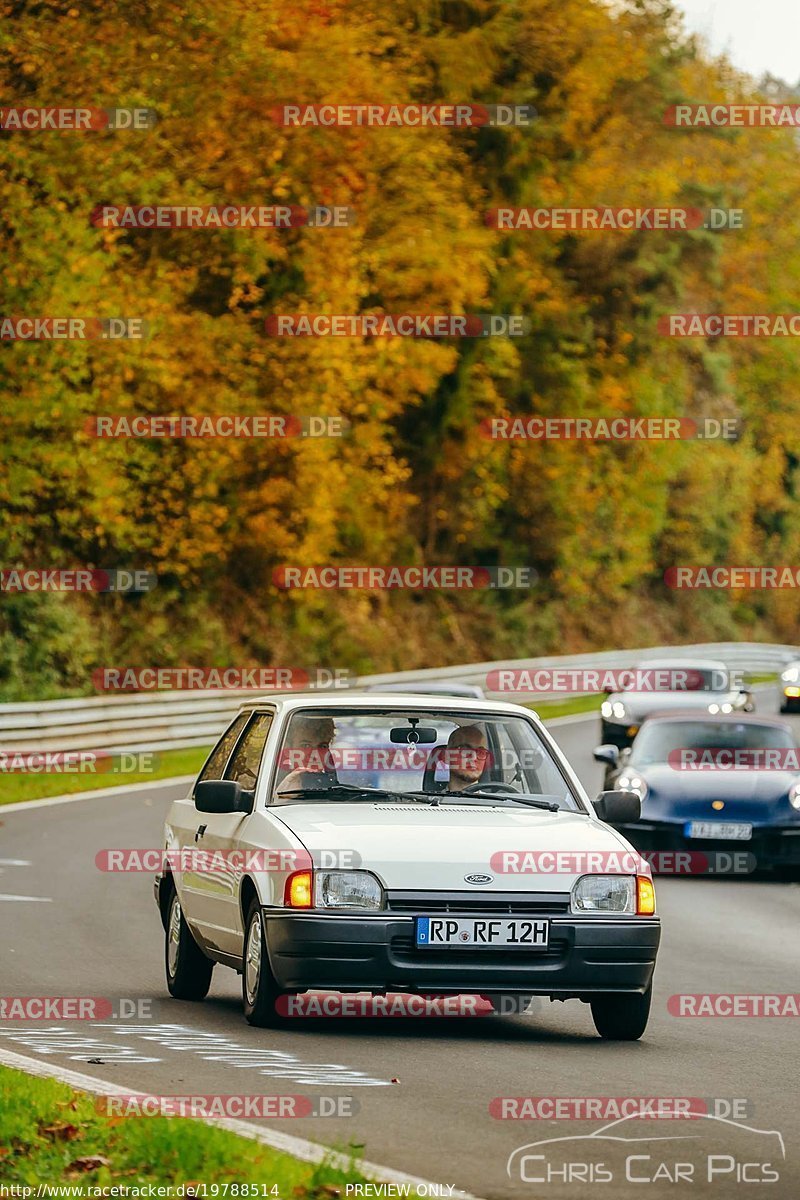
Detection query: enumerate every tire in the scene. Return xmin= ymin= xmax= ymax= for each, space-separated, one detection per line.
xmin=165 ymin=889 xmax=214 ymax=1000
xmin=591 ymin=984 xmax=652 ymax=1041
xmin=242 ymin=900 xmax=283 ymax=1027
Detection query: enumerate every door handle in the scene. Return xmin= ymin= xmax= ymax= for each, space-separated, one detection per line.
xmin=195 ymin=824 xmax=207 ymax=842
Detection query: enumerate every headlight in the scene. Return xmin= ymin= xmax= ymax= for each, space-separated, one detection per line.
xmin=316 ymin=870 xmax=383 ymax=910
xmin=783 ymin=667 xmax=800 ymax=683
xmin=611 ymin=702 xmax=628 ymax=721
xmin=617 ymin=773 xmax=648 ymax=801
xmin=601 ymin=701 xmax=612 ymax=719
xmin=571 ymin=874 xmax=635 ymax=914
xmin=789 ymin=783 xmax=800 ymax=811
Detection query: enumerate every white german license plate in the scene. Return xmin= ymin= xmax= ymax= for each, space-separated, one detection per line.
xmin=415 ymin=916 xmax=549 ymax=948
xmin=685 ymin=821 xmax=753 ymax=841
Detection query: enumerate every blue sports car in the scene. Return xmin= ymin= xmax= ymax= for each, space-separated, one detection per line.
xmin=594 ymin=713 xmax=800 ymax=875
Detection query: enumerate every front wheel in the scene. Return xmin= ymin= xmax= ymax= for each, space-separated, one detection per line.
xmin=165 ymin=890 xmax=214 ymax=1000
xmin=591 ymin=984 xmax=652 ymax=1041
xmin=242 ymin=902 xmax=283 ymax=1026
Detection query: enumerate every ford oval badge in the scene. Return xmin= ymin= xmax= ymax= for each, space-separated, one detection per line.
xmin=464 ymin=873 xmax=493 ymax=885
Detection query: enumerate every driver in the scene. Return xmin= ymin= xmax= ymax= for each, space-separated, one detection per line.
xmin=276 ymin=715 xmax=337 ymax=795
xmin=444 ymin=724 xmax=490 ymax=791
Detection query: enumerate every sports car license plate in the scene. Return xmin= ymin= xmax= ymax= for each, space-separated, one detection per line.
xmin=415 ymin=916 xmax=549 ymax=948
xmin=685 ymin=821 xmax=753 ymax=841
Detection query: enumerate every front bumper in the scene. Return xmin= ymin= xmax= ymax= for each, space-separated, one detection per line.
xmin=616 ymin=821 xmax=800 ymax=869
xmin=263 ymin=910 xmax=660 ymax=997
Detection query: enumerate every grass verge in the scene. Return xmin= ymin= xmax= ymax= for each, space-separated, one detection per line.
xmin=0 ymin=746 xmax=211 ymax=807
xmin=0 ymin=1064 xmax=367 ymax=1193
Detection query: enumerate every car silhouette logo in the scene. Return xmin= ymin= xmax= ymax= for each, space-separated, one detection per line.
xmin=464 ymin=873 xmax=493 ymax=885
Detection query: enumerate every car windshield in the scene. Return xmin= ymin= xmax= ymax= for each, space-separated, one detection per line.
xmin=270 ymin=708 xmax=580 ymax=810
xmin=630 ymin=721 xmax=795 ymax=766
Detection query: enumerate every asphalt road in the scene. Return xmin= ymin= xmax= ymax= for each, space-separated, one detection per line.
xmin=2 ymin=687 xmax=799 ymax=1199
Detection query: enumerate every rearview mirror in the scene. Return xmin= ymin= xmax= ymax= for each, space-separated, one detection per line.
xmin=593 ymin=744 xmax=619 ymax=767
xmin=195 ymin=779 xmax=253 ymax=814
xmin=593 ymin=789 xmax=641 ymax=823
xmin=390 ymin=726 xmax=439 ymax=744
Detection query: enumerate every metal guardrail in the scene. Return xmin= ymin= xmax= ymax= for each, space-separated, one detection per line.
xmin=0 ymin=642 xmax=795 ymax=756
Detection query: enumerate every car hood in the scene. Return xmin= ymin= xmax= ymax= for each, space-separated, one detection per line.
xmin=634 ymin=763 xmax=800 ymax=825
xmin=610 ymin=691 xmax=741 ymax=719
xmin=271 ymin=801 xmax=637 ymax=890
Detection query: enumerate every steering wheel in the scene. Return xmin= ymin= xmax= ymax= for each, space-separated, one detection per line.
xmin=460 ymin=780 xmax=522 ymax=794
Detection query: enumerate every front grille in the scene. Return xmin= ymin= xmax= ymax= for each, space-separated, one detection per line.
xmin=385 ymin=890 xmax=570 ymax=915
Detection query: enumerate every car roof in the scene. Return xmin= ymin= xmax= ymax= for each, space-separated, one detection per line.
xmin=640 ymin=710 xmax=791 ymax=729
xmin=635 ymin=657 xmax=728 ymax=671
xmin=361 ymin=681 xmax=485 ymax=697
xmin=234 ymin=691 xmax=537 ymax=721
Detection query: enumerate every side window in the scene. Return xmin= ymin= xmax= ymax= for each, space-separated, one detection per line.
xmin=196 ymin=714 xmax=249 ymax=789
xmin=224 ymin=712 xmax=274 ymax=788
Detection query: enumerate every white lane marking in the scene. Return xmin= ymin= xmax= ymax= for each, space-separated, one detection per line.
xmin=0 ymin=894 xmax=51 ymax=902
xmin=0 ymin=859 xmax=32 ymax=866
xmin=0 ymin=1045 xmax=484 ymax=1198
xmin=1 ymin=1023 xmax=392 ymax=1086
xmin=0 ymin=775 xmax=195 ymax=815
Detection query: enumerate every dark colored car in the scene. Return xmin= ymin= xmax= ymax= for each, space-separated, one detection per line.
xmin=599 ymin=658 xmax=754 ymax=750
xmin=779 ymin=660 xmax=800 ymax=712
xmin=594 ymin=713 xmax=800 ymax=874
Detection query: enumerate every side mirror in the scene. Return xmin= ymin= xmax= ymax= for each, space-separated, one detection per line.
xmin=594 ymin=790 xmax=641 ymax=824
xmin=593 ymin=744 xmax=619 ymax=767
xmin=194 ymin=779 xmax=253 ymax=814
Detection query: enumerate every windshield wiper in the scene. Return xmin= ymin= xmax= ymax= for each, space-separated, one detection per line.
xmin=452 ymin=790 xmax=561 ymax=811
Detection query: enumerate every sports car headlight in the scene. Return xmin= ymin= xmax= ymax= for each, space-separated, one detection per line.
xmin=607 ymin=701 xmax=628 ymax=721
xmin=783 ymin=667 xmax=800 ymax=683
xmin=316 ymin=870 xmax=383 ymax=910
xmin=617 ymin=773 xmax=648 ymax=801
xmin=789 ymin=783 xmax=800 ymax=811
xmin=571 ymin=874 xmax=635 ymax=914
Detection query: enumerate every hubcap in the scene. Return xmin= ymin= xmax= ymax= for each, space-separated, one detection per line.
xmin=245 ymin=913 xmax=262 ymax=1005
xmin=167 ymin=895 xmax=181 ymax=977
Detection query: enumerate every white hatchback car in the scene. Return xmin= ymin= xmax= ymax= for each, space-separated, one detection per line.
xmin=155 ymin=694 xmax=660 ymax=1039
